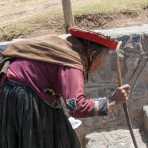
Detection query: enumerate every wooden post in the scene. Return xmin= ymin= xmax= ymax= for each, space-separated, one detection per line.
xmin=62 ymin=0 xmax=74 ymax=33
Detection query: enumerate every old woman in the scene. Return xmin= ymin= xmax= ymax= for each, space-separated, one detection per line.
xmin=0 ymin=27 xmax=130 ymax=148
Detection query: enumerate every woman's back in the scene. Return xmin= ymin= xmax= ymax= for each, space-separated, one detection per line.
xmin=7 ymin=58 xmax=60 ymax=101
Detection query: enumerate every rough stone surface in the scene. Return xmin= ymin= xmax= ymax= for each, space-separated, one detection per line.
xmin=95 ymin=24 xmax=148 ymax=37
xmin=85 ymin=129 xmax=148 ymax=148
xmin=76 ymin=25 xmax=148 ymax=147
xmin=143 ymin=106 xmax=148 ymax=134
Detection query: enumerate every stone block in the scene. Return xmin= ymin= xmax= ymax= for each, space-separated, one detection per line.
xmin=85 ymin=129 xmax=147 ymax=148
xmin=143 ymin=105 xmax=148 ymax=134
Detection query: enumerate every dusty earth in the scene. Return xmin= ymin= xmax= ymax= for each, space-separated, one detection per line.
xmin=29 ymin=7 xmax=148 ymax=37
xmin=0 ymin=0 xmax=148 ymax=39
xmin=29 ymin=8 xmax=148 ymax=37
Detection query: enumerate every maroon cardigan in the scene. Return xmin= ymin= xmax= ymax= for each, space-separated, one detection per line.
xmin=6 ymin=58 xmax=108 ymax=118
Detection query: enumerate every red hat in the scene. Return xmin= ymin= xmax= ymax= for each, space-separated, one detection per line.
xmin=69 ymin=26 xmax=120 ymax=51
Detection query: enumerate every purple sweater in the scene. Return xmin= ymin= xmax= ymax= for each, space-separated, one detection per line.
xmin=7 ymin=59 xmax=104 ymax=118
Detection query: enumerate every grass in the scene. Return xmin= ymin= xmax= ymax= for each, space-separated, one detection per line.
xmin=0 ymin=0 xmax=148 ymax=41
xmin=0 ymin=0 xmax=62 ymax=40
xmin=72 ymin=0 xmax=148 ymax=15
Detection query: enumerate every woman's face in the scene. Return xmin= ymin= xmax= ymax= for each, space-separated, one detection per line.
xmin=89 ymin=49 xmax=108 ymax=72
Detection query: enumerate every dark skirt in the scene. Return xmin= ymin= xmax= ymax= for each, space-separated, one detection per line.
xmin=0 ymin=80 xmax=81 ymax=148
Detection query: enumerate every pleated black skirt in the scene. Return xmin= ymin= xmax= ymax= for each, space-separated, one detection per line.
xmin=0 ymin=80 xmax=81 ymax=148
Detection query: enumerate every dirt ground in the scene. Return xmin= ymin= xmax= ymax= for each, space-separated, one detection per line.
xmin=27 ymin=8 xmax=148 ymax=38
xmin=0 ymin=0 xmax=148 ymax=39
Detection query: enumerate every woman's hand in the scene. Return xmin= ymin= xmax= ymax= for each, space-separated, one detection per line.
xmin=110 ymin=84 xmax=130 ymax=104
xmin=108 ymin=84 xmax=130 ymax=111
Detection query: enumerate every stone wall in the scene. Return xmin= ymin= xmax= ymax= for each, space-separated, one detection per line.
xmin=76 ymin=25 xmax=148 ymax=147
xmin=143 ymin=105 xmax=148 ymax=134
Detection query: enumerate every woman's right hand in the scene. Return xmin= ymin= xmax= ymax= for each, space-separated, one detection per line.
xmin=108 ymin=84 xmax=130 ymax=112
xmin=108 ymin=84 xmax=130 ymax=111
xmin=110 ymin=84 xmax=130 ymax=104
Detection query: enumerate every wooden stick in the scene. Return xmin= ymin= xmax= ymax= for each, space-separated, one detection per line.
xmin=62 ymin=0 xmax=74 ymax=33
xmin=116 ymin=53 xmax=138 ymax=148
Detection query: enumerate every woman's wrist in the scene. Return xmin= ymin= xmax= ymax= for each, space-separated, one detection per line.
xmin=108 ymin=99 xmax=116 ymax=112
xmin=94 ymin=97 xmax=109 ymax=116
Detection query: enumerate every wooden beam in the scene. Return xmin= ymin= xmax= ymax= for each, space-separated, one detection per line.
xmin=62 ymin=0 xmax=74 ymax=33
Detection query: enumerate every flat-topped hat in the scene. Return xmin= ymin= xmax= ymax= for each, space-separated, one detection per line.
xmin=69 ymin=26 xmax=121 ymax=51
